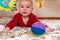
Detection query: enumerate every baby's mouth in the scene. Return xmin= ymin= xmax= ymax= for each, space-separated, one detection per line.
xmin=23 ymin=12 xmax=27 ymax=14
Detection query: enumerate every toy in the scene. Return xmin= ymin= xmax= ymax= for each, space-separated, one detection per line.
xmin=31 ymin=22 xmax=45 ymax=36
xmin=0 ymin=0 xmax=16 ymax=11
xmin=33 ymin=0 xmax=45 ymax=8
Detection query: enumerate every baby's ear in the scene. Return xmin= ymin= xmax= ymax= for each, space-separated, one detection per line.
xmin=32 ymin=7 xmax=33 ymax=11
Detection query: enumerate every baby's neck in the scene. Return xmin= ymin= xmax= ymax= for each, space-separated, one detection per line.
xmin=22 ymin=16 xmax=29 ymax=18
xmin=22 ymin=16 xmax=29 ymax=25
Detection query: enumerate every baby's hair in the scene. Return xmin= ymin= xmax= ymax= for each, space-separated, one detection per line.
xmin=17 ymin=0 xmax=33 ymax=11
xmin=19 ymin=0 xmax=33 ymax=6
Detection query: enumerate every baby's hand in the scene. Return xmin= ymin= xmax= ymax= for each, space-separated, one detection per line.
xmin=46 ymin=27 xmax=55 ymax=33
xmin=2 ymin=27 xmax=10 ymax=33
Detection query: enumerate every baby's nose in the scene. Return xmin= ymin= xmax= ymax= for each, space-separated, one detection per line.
xmin=23 ymin=8 xmax=27 ymax=11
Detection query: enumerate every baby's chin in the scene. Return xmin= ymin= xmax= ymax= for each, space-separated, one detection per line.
xmin=22 ymin=14 xmax=29 ymax=17
xmin=21 ymin=13 xmax=31 ymax=17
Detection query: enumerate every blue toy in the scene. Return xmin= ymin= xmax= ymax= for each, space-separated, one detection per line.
xmin=0 ymin=0 xmax=16 ymax=11
xmin=31 ymin=22 xmax=45 ymax=36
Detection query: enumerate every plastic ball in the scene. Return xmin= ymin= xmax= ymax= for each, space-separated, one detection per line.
xmin=31 ymin=22 xmax=45 ymax=36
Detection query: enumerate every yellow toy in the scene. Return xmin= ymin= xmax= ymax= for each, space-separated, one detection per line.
xmin=33 ymin=0 xmax=45 ymax=8
xmin=0 ymin=0 xmax=15 ymax=11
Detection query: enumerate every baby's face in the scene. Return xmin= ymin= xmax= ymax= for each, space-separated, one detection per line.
xmin=19 ymin=0 xmax=33 ymax=17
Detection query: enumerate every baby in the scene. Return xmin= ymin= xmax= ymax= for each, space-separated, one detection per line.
xmin=2 ymin=0 xmax=54 ymax=33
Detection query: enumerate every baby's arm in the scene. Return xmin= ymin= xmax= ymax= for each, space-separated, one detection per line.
xmin=2 ymin=13 xmax=20 ymax=33
xmin=2 ymin=27 xmax=10 ymax=33
xmin=45 ymin=25 xmax=54 ymax=33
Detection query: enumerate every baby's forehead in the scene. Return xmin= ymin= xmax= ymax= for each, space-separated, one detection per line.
xmin=20 ymin=0 xmax=32 ymax=2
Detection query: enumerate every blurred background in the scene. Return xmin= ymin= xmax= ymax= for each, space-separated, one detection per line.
xmin=33 ymin=0 xmax=60 ymax=18
xmin=0 ymin=0 xmax=60 ymax=18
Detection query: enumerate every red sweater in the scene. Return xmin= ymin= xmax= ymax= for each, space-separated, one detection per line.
xmin=5 ymin=13 xmax=39 ymax=30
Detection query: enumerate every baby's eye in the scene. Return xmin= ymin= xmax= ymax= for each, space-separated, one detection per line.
xmin=27 ymin=6 xmax=29 ymax=8
xmin=21 ymin=6 xmax=24 ymax=8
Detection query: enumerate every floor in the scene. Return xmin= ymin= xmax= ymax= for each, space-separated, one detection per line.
xmin=0 ymin=18 xmax=60 ymax=40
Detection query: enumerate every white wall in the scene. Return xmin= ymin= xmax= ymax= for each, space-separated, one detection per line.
xmin=33 ymin=0 xmax=60 ymax=17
